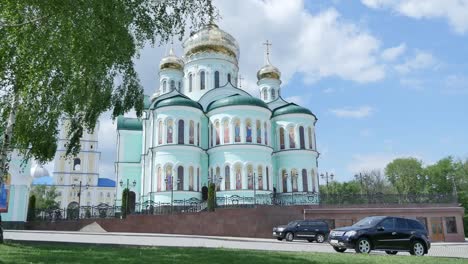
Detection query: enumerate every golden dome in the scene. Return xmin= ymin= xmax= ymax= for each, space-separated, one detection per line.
xmin=159 ymin=47 xmax=184 ymax=71
xmin=257 ymin=62 xmax=281 ymax=80
xmin=182 ymin=23 xmax=240 ymax=60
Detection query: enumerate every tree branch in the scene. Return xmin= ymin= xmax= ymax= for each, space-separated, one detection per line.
xmin=0 ymin=15 xmax=49 ymax=28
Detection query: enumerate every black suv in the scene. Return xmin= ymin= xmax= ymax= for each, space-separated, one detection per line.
xmin=328 ymin=216 xmax=430 ymax=256
xmin=273 ymin=220 xmax=329 ymax=243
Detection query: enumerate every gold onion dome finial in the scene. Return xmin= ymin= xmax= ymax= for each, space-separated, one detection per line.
xmin=257 ymin=40 xmax=281 ymax=81
xmin=182 ymin=23 xmax=240 ymax=60
xmin=159 ymin=45 xmax=184 ymax=71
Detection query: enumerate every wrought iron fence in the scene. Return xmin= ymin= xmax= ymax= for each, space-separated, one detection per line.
xmin=32 ymin=193 xmax=457 ymax=221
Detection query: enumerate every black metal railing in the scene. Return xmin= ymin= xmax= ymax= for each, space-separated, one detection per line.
xmin=32 ymin=193 xmax=457 ymax=221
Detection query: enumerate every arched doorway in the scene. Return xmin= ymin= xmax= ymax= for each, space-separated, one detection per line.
xmin=67 ymin=202 xmax=79 ymax=220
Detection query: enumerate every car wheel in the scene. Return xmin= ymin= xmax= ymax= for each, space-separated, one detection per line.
xmin=410 ymin=241 xmax=425 ymax=256
xmin=355 ymin=238 xmax=372 ymax=254
xmin=285 ymin=232 xmax=294 ymax=242
xmin=333 ymin=247 xmax=346 ymax=253
xmin=316 ymin=234 xmax=325 ymax=243
xmin=307 ymin=239 xmax=313 ymax=242
xmin=277 ymin=238 xmax=283 ymax=241
xmin=385 ymin=251 xmax=398 ymax=255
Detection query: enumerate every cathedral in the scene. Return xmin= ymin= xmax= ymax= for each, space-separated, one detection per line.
xmin=116 ymin=23 xmax=319 ymax=207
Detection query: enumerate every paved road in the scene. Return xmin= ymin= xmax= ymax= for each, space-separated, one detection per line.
xmin=4 ymin=230 xmax=468 ymax=259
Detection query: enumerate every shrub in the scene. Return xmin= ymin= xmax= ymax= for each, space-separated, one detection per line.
xmin=207 ymin=183 xmax=215 ymax=212
xmin=27 ymin=195 xmax=36 ymax=221
xmin=121 ymin=188 xmax=129 ymax=218
xmin=201 ymin=186 xmax=208 ymax=201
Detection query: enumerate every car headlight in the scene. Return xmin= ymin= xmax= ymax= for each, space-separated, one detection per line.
xmin=344 ymin=231 xmax=357 ymax=237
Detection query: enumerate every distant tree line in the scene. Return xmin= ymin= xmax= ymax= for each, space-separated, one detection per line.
xmin=320 ymin=156 xmax=468 ymax=236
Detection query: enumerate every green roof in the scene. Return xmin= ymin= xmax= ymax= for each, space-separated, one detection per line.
xmin=153 ymin=95 xmax=202 ymax=110
xmin=143 ymin=95 xmax=151 ymax=109
xmin=272 ymin=103 xmax=315 ymax=118
xmin=207 ymin=94 xmax=269 ymax=112
xmin=117 ymin=116 xmax=143 ymax=131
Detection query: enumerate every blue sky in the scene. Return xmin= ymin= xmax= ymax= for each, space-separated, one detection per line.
xmin=35 ymin=0 xmax=468 ymax=184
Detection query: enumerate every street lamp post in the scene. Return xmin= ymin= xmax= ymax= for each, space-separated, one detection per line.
xmin=72 ymin=181 xmax=89 ymax=218
xmin=119 ymin=179 xmax=136 ymax=216
xmin=164 ymin=175 xmax=180 ymax=214
xmin=248 ymin=173 xmax=263 ymax=205
xmin=320 ymin=172 xmax=334 ymax=192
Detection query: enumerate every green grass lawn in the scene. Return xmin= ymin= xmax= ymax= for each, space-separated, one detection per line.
xmin=0 ymin=242 xmax=467 ymax=264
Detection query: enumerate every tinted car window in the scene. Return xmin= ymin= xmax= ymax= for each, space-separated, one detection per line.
xmin=396 ymin=218 xmax=408 ymax=229
xmin=353 ymin=216 xmax=386 ymax=227
xmin=408 ymin=219 xmax=425 ymax=230
xmin=379 ymin=218 xmax=395 ymax=229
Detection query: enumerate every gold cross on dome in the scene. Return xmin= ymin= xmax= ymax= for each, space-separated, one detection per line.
xmin=238 ymin=74 xmax=244 ymax=88
xmin=263 ymin=40 xmax=272 ymax=64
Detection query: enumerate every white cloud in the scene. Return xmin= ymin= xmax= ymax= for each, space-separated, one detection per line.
xmin=381 ymin=43 xmax=406 ymax=61
xmin=361 ymin=0 xmax=468 ymax=34
xmin=329 ymin=106 xmax=373 ymax=118
xmin=394 ymin=51 xmax=436 ymax=74
xmin=285 ymin=96 xmax=306 ymax=105
xmin=399 ymin=78 xmax=424 ymax=90
xmin=347 ymin=153 xmax=420 ymax=173
xmin=443 ymin=74 xmax=468 ymax=94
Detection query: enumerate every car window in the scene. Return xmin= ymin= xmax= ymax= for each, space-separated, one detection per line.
xmin=379 ymin=218 xmax=395 ymax=229
xmin=408 ymin=219 xmax=425 ymax=230
xmin=395 ymin=218 xmax=408 ymax=229
xmin=353 ymin=216 xmax=386 ymax=227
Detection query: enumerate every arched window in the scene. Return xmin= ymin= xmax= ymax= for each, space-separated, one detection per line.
xmin=291 ymin=169 xmax=298 ymax=192
xmin=227 ymin=73 xmax=231 ymax=83
xmin=189 ymin=121 xmax=194 ymax=144
xmin=73 ymin=158 xmax=81 ymax=171
xmin=178 ymin=120 xmax=184 ymax=144
xmin=216 ymin=167 xmax=221 ymax=191
xmin=234 ymin=119 xmax=241 ymax=142
xmin=197 ymin=123 xmax=200 ymax=146
xmin=197 ymin=168 xmax=200 ymax=192
xmin=311 ymin=169 xmax=316 ymax=192
xmin=210 ymin=124 xmax=213 ymax=147
xmin=223 ymin=120 xmax=229 ymax=144
xmin=308 ymin=126 xmax=313 ymax=149
xmin=178 ymin=81 xmax=181 ymax=91
xmin=263 ymin=89 xmax=267 ymax=100
xmin=214 ymin=71 xmax=220 ymax=88
xmin=289 ymin=127 xmax=296 ymax=148
xmin=215 ymin=121 xmax=220 ymax=145
xmin=256 ymin=120 xmax=261 ymax=143
xmin=247 ymin=165 xmax=253 ymax=190
xmin=162 ymin=80 xmax=167 ymax=93
xmin=282 ymin=169 xmax=288 ymax=193
xmin=177 ymin=166 xmax=184 ymax=190
xmin=264 ymin=122 xmax=268 ymax=145
xmin=165 ymin=165 xmax=173 ymax=190
xmin=189 ymin=74 xmax=193 ymax=92
xmin=170 ymin=80 xmax=175 ymax=91
xmin=189 ymin=167 xmax=194 ymax=191
xmin=258 ymin=165 xmax=263 ymax=190
xmin=279 ymin=127 xmax=285 ymax=150
xmin=266 ymin=167 xmax=269 ymax=191
xmin=200 ymin=71 xmax=205 ymax=90
xmin=235 ymin=164 xmax=242 ymax=190
xmin=246 ymin=119 xmax=252 ymax=143
xmin=271 ymin=89 xmax=276 ymax=100
xmin=167 ymin=120 xmax=173 ymax=144
xmin=299 ymin=126 xmax=305 ymax=149
xmin=158 ymin=120 xmax=163 ymax=145
xmin=225 ymin=165 xmax=230 ymax=190
xmin=302 ymin=169 xmax=308 ymax=192
xmin=157 ymin=167 xmax=162 ymax=192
